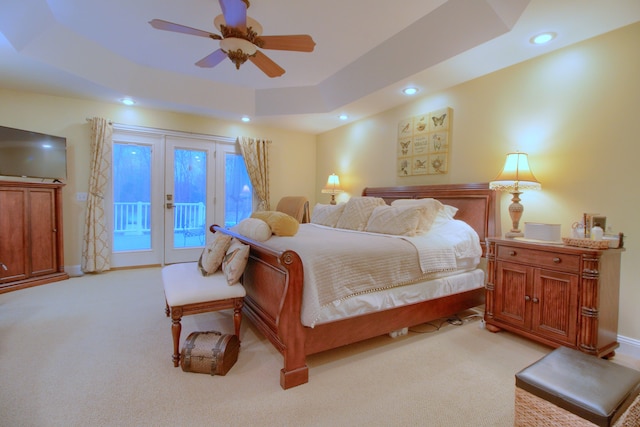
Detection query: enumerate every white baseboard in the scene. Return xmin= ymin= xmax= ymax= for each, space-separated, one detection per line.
xmin=618 ymin=335 xmax=640 ymax=359
xmin=65 ymin=265 xmax=84 ymax=277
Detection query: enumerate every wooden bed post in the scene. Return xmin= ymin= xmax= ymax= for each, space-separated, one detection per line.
xmin=276 ymin=250 xmax=309 ymax=389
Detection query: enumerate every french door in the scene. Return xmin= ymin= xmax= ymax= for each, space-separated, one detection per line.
xmin=109 ymin=126 xmax=251 ymax=268
xmin=164 ymin=136 xmax=219 ymax=264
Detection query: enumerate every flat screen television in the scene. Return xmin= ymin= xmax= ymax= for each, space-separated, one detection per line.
xmin=0 ymin=125 xmax=67 ymax=181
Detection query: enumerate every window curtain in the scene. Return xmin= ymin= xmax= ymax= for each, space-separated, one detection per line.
xmin=81 ymin=117 xmax=113 ymax=273
xmin=238 ymin=137 xmax=271 ymax=211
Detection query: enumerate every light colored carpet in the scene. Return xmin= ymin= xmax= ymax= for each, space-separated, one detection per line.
xmin=0 ymin=268 xmax=566 ymax=426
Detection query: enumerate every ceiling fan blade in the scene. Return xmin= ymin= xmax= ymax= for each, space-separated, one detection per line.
xmin=260 ymin=35 xmax=316 ymax=52
xmin=195 ymin=49 xmax=227 ymax=68
xmin=249 ymin=51 xmax=285 ymax=78
xmin=149 ymin=19 xmax=220 ymax=39
xmin=219 ymin=0 xmax=247 ymax=30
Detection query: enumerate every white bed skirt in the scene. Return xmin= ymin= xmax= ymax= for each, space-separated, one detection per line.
xmin=309 ymin=268 xmax=485 ymax=327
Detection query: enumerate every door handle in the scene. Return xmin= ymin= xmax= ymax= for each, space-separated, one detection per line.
xmin=166 ymin=203 xmax=173 ymax=209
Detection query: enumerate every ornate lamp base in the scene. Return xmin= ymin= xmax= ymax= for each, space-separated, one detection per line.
xmin=506 ymin=191 xmax=524 ymax=238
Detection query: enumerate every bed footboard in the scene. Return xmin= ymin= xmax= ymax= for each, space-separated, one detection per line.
xmin=212 ymin=226 xmax=309 ymax=388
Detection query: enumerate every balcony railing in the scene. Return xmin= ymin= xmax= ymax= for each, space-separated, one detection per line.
xmin=114 ymin=202 xmax=205 ymax=235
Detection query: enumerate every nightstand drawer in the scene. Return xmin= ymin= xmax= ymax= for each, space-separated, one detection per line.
xmin=496 ymin=245 xmax=580 ymax=272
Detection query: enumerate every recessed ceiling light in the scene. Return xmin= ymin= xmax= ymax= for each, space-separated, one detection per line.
xmin=530 ymin=32 xmax=556 ymax=45
xmin=339 ymin=114 xmax=348 ymax=120
xmin=121 ymin=98 xmax=135 ymax=106
xmin=241 ymin=116 xmax=250 ymax=122
xmin=402 ymin=87 xmax=418 ymax=96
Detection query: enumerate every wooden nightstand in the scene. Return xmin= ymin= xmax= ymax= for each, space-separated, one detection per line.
xmin=484 ymin=237 xmax=624 ymax=358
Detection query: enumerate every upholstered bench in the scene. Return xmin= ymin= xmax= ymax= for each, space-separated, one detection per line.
xmin=515 ymin=346 xmax=640 ymax=426
xmin=162 ymin=262 xmax=245 ymax=367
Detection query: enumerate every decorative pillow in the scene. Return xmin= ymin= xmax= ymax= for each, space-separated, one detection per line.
xmin=198 ymin=233 xmax=233 ymax=276
xmin=335 ymin=197 xmax=387 ymax=231
xmin=443 ymin=204 xmax=458 ymax=218
xmin=251 ymin=211 xmax=299 ymax=236
xmin=390 ymin=198 xmax=445 ymax=233
xmin=311 ymin=203 xmax=346 ymax=227
xmin=236 ymin=218 xmax=272 ymax=242
xmin=221 ymin=239 xmax=250 ymax=285
xmin=365 ymin=205 xmax=428 ymax=236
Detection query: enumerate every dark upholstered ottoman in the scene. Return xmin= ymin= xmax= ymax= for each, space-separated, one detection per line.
xmin=515 ymin=346 xmax=640 ymax=427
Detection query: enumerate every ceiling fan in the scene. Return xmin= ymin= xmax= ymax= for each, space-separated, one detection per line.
xmin=149 ymin=0 xmax=315 ymax=78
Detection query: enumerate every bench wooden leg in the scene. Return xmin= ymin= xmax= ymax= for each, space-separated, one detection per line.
xmin=170 ymin=307 xmax=183 ymax=367
xmin=233 ymin=298 xmax=244 ymax=340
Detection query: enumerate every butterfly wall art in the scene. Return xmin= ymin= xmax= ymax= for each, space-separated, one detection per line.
xmin=397 ymin=107 xmax=452 ymax=176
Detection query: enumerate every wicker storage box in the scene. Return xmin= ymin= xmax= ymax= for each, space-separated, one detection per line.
xmin=180 ymin=331 xmax=240 ymax=376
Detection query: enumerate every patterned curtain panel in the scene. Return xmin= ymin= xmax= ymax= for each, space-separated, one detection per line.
xmin=238 ymin=137 xmax=271 ymax=211
xmin=81 ymin=117 xmax=113 ymax=273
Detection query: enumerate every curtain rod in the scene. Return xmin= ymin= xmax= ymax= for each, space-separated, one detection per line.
xmin=85 ymin=117 xmax=113 ymax=125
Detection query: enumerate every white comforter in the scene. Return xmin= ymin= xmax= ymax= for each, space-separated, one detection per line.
xmin=259 ymin=220 xmax=482 ymax=327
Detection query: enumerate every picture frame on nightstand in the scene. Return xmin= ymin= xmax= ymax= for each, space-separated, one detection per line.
xmin=591 ymin=215 xmax=606 ymax=231
xmin=583 ymin=213 xmax=606 ymax=237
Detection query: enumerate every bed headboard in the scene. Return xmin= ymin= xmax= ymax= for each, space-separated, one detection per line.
xmin=362 ymin=183 xmax=500 ymax=255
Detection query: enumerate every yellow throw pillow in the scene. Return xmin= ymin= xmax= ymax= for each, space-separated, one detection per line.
xmin=251 ymin=211 xmax=299 ymax=236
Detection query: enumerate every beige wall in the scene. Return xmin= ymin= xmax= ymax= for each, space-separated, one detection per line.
xmin=317 ymin=22 xmax=640 ymax=341
xmin=1 ymin=22 xmax=638 ymax=342
xmin=0 ymin=90 xmax=317 ymax=269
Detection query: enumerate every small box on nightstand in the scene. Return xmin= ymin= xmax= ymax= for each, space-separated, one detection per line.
xmin=524 ymin=222 xmax=561 ymax=242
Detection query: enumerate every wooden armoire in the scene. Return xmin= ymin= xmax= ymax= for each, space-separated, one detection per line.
xmin=0 ymin=180 xmax=68 ymax=293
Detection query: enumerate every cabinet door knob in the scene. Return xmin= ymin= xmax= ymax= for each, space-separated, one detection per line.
xmin=509 ymin=250 xmax=516 ymax=256
xmin=553 ymin=257 xmax=561 ymax=263
xmin=524 ymin=295 xmax=531 ymax=301
xmin=533 ymin=297 xmax=539 ymax=303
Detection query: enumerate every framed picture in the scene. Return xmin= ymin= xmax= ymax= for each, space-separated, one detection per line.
xmin=397 ymin=107 xmax=452 ymax=176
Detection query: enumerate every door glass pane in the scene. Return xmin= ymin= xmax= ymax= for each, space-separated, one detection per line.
xmin=225 ymin=153 xmax=253 ymax=227
xmin=113 ymin=144 xmax=152 ymax=251
xmin=174 ymin=148 xmax=207 ymax=248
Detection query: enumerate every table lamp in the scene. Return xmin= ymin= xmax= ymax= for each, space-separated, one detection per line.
xmin=489 ymin=152 xmax=541 ymax=238
xmin=321 ymin=173 xmax=343 ymax=205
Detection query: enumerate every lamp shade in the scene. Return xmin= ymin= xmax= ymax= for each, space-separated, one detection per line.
xmin=489 ymin=152 xmax=541 ymax=192
xmin=321 ymin=174 xmax=343 ymax=194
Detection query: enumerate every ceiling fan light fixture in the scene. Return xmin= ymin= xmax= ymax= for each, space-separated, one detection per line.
xmin=220 ymin=37 xmax=257 ymax=68
xmin=214 ymin=15 xmax=263 ymax=44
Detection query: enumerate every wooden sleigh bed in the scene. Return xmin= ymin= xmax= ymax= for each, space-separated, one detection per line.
xmin=214 ymin=183 xmax=499 ymax=389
